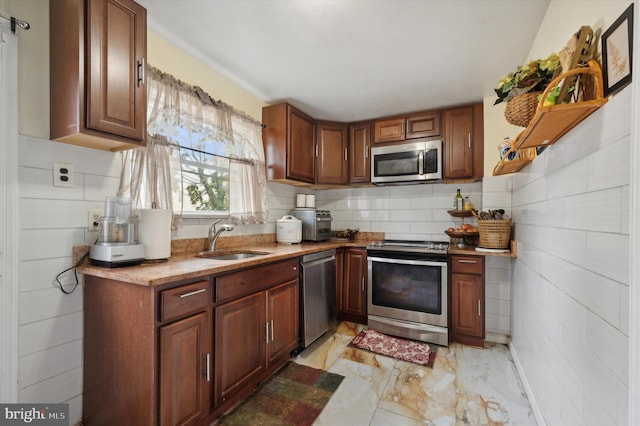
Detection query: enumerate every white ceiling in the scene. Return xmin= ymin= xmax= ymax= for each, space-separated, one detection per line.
xmin=139 ymin=0 xmax=551 ymax=122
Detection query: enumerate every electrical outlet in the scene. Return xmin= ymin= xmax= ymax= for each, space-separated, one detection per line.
xmin=53 ymin=162 xmax=74 ymax=187
xmin=88 ymin=210 xmax=103 ymax=231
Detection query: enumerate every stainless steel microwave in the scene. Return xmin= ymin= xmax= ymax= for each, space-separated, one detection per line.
xmin=371 ymin=139 xmax=442 ymax=185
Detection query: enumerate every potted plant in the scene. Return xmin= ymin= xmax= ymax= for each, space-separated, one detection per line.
xmin=494 ymin=53 xmax=561 ymax=127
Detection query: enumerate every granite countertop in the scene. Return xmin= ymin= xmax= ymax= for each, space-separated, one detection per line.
xmin=78 ymin=233 xmax=517 ymax=287
xmin=78 ymin=239 xmax=368 ymax=287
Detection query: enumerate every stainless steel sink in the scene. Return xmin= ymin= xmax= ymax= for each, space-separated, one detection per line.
xmin=195 ymin=250 xmax=271 ymax=260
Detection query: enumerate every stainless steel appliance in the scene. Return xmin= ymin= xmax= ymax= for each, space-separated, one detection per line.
xmin=367 ymin=240 xmax=448 ymax=346
xmin=290 ymin=208 xmax=332 ymax=241
xmin=299 ymin=249 xmax=337 ymax=349
xmin=371 ymin=139 xmax=442 ymax=185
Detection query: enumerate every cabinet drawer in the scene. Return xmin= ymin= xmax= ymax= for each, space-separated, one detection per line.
xmin=216 ymin=259 xmax=299 ymax=304
xmin=450 ymin=255 xmax=484 ymax=275
xmin=161 ymin=280 xmax=210 ymax=322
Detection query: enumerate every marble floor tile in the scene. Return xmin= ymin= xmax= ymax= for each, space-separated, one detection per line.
xmin=293 ymin=322 xmax=536 ymax=426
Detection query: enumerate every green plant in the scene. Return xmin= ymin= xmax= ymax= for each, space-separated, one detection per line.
xmin=494 ymin=53 xmax=561 ymax=105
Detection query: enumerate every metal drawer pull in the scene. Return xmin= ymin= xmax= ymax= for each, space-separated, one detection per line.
xmin=179 ymin=288 xmax=206 ymax=298
xmin=458 ymin=260 xmax=477 ymax=264
xmin=206 ymin=353 xmax=210 ymax=382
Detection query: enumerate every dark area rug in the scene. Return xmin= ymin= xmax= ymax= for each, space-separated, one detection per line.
xmin=217 ymin=362 xmax=344 ymax=426
xmin=349 ymin=328 xmax=437 ymax=367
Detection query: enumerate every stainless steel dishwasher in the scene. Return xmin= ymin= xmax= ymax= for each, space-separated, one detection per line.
xmin=299 ymin=249 xmax=337 ymax=349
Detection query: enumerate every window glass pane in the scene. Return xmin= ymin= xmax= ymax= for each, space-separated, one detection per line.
xmin=171 ymin=127 xmax=230 ymax=215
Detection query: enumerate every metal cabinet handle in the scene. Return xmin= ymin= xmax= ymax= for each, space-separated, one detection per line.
xmin=361 ymin=277 xmax=365 ymax=292
xmin=458 ymin=259 xmax=477 ymax=264
xmin=206 ymin=353 xmax=210 ymax=382
xmin=270 ymin=320 xmax=274 ymax=342
xmin=344 ymin=148 xmax=348 ymax=161
xmin=179 ymin=288 xmax=206 ymax=298
xmin=315 ymin=145 xmax=318 ymax=158
xmin=137 ymin=58 xmax=145 ymax=86
xmin=468 ymin=133 xmax=471 ymax=149
xmin=365 ymin=145 xmax=369 ymax=159
xmin=477 ymin=300 xmax=481 ymax=317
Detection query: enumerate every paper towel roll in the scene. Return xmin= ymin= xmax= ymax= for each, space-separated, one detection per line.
xmin=138 ymin=209 xmax=171 ymax=260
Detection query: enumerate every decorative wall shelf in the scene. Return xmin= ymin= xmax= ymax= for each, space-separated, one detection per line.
xmin=493 ymin=60 xmax=608 ymax=176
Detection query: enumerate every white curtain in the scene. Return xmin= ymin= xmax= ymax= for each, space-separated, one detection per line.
xmin=119 ymin=65 xmax=268 ymax=226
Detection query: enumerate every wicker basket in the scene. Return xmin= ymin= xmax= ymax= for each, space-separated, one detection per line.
xmin=478 ymin=219 xmax=512 ymax=249
xmin=504 ymin=92 xmax=541 ymax=127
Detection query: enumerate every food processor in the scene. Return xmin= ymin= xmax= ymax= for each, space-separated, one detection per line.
xmin=89 ymin=197 xmax=145 ymax=267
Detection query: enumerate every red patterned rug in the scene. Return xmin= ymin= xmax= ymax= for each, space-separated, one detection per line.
xmin=349 ymin=328 xmax=437 ymax=367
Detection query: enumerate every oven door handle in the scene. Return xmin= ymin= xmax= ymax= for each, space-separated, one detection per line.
xmin=367 ymin=256 xmax=446 ymax=267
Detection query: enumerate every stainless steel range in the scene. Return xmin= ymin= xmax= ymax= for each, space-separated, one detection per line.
xmin=367 ymin=240 xmax=448 ymax=346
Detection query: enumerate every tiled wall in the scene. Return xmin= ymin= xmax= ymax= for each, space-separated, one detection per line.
xmin=509 ymin=89 xmax=631 ymax=425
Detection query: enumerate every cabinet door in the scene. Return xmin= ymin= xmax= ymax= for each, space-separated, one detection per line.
xmin=406 ymin=112 xmax=441 ymax=139
xmin=214 ymin=292 xmax=266 ymax=406
xmin=443 ymin=106 xmax=474 ymax=179
xmin=450 ymin=273 xmax=483 ymax=339
xmin=317 ymin=122 xmax=348 ymax=185
xmin=342 ymin=249 xmax=367 ymax=321
xmin=86 ymin=0 xmax=146 ymax=141
xmin=267 ymin=279 xmax=299 ymax=364
xmin=160 ymin=312 xmax=210 ymax=426
xmin=349 ymin=122 xmax=371 ymax=183
xmin=287 ymin=106 xmax=316 ymax=183
xmin=374 ymin=118 xmax=405 ymax=143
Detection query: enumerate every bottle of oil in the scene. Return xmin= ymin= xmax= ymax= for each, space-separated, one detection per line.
xmin=453 ymin=189 xmax=463 ymax=210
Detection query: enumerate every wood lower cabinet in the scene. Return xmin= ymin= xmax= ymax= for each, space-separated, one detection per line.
xmin=349 ymin=122 xmax=371 ymax=183
xmin=449 ymin=255 xmax=485 ymax=347
xmin=317 ymin=121 xmax=348 ymax=185
xmin=339 ymin=248 xmax=368 ymax=324
xmin=263 ymin=103 xmax=316 ymax=183
xmin=160 ymin=311 xmax=211 ymax=426
xmin=443 ymin=104 xmax=484 ymax=181
xmin=50 ymin=0 xmax=147 ymax=151
xmin=213 ymin=259 xmax=299 ymax=413
xmin=83 ymin=277 xmax=211 ymax=426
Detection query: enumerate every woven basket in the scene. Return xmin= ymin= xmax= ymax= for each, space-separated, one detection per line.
xmin=504 ymin=92 xmax=541 ymax=127
xmin=478 ymin=219 xmax=512 ymax=249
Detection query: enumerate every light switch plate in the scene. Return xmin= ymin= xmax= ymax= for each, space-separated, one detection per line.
xmin=53 ymin=162 xmax=74 ymax=187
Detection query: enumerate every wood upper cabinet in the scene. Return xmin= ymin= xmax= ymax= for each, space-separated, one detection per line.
xmin=443 ymin=104 xmax=484 ymax=181
xmin=50 ymin=0 xmax=147 ymax=151
xmin=449 ymin=255 xmax=485 ymax=347
xmin=263 ymin=103 xmax=316 ymax=183
xmin=160 ymin=312 xmax=211 ymax=426
xmin=373 ymin=117 xmax=406 ymax=143
xmin=339 ymin=248 xmax=368 ymax=324
xmin=317 ymin=121 xmax=349 ymax=185
xmin=349 ymin=122 xmax=371 ymax=183
xmin=406 ymin=111 xmax=441 ymax=139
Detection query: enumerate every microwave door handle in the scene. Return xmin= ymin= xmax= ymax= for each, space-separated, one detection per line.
xmin=418 ymin=150 xmax=424 ymax=175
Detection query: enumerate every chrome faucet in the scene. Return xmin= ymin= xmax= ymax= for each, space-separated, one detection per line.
xmin=208 ymin=219 xmax=234 ymax=251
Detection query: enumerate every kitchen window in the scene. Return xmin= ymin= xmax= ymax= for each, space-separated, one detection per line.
xmin=119 ymin=65 xmax=267 ymax=226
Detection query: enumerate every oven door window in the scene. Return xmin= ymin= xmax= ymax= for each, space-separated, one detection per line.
xmin=374 ymin=150 xmax=421 ymax=178
xmin=370 ymin=260 xmax=442 ymax=315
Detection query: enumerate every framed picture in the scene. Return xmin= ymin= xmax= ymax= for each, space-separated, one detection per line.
xmin=602 ymin=3 xmax=634 ymax=97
